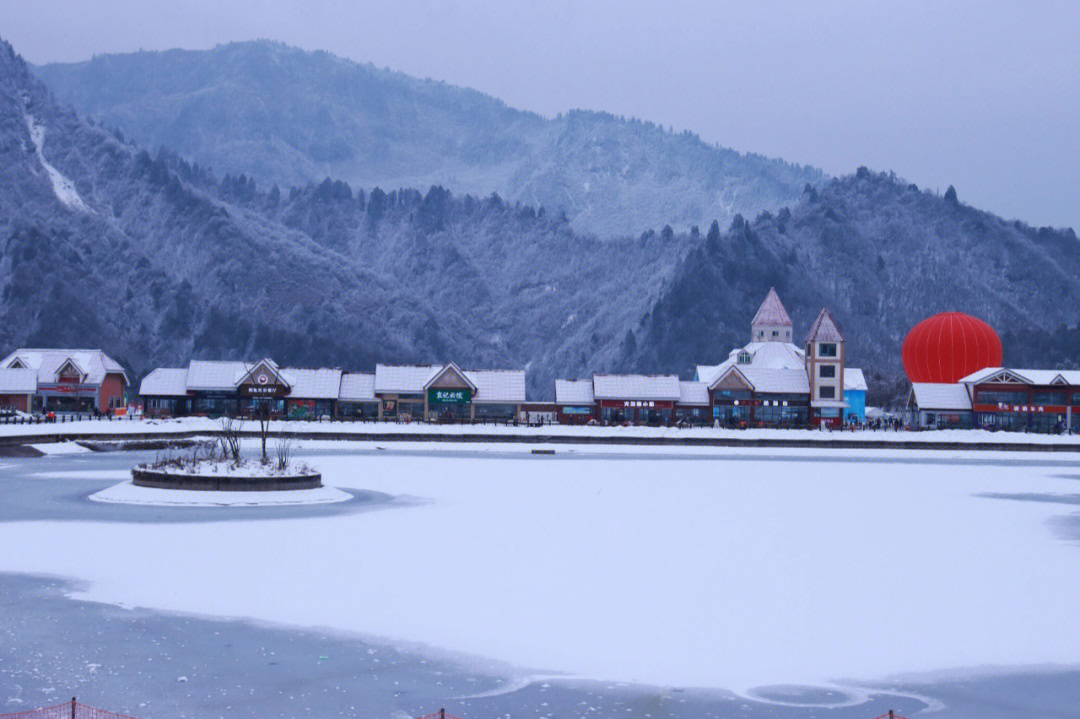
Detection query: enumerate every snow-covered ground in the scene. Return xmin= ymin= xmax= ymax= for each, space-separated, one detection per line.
xmin=4 ymin=415 xmax=1080 ymax=446
xmin=2 ymin=442 xmax=1078 ymax=700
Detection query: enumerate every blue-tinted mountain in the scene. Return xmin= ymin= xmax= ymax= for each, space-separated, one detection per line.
xmin=34 ymin=41 xmax=823 ymax=237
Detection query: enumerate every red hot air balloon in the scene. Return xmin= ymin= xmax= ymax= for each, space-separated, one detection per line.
xmin=902 ymin=312 xmax=1003 ymax=383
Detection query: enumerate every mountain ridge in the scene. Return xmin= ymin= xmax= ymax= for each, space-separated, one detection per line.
xmin=34 ymin=40 xmax=825 ymax=237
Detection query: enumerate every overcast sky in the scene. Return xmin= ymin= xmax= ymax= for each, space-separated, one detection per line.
xmin=5 ymin=0 xmax=1079 ymax=229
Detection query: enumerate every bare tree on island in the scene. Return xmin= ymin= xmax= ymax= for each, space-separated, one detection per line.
xmin=253 ymin=398 xmax=273 ymax=463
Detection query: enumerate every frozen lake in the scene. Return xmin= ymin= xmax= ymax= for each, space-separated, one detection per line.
xmin=2 ymin=443 xmax=1079 ymax=717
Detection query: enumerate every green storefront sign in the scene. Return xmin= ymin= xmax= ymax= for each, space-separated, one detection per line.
xmin=429 ymin=388 xmax=472 ymax=404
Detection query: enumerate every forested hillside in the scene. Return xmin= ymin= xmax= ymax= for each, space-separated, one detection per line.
xmin=35 ymin=41 xmax=823 ymax=237
xmin=637 ymin=170 xmax=1080 ymax=403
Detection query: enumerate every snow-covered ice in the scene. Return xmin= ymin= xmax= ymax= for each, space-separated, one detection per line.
xmin=89 ymin=481 xmax=352 ymax=507
xmin=27 ymin=441 xmax=92 ymax=455
xmin=2 ymin=443 xmax=1078 ymax=698
xmin=24 ymin=113 xmax=93 ymax=213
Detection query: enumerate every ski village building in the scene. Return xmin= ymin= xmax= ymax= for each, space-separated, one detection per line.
xmin=0 ymin=349 xmax=128 ymax=413
xmin=554 ymin=290 xmax=866 ymax=428
xmin=695 ymin=289 xmax=866 ymax=428
xmin=908 ymin=368 xmax=1080 ymax=432
xmin=140 ymin=359 xmax=525 ymax=421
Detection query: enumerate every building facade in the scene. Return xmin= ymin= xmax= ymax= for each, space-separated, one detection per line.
xmin=0 ymin=349 xmax=128 ymax=413
xmin=553 ymin=374 xmax=710 ymax=425
xmin=695 ymin=290 xmax=866 ymax=427
xmin=141 ymin=360 xmax=526 ymax=422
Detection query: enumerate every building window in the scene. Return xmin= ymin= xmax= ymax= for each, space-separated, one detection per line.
xmin=1032 ymin=391 xmax=1067 ymax=406
xmin=819 ymin=365 xmax=836 ymax=378
xmin=737 ymin=351 xmax=751 ymax=364
xmin=771 ymin=330 xmax=778 ymax=337
xmin=820 ymin=385 xmax=836 ymax=399
xmin=977 ymin=389 xmax=1028 ymax=406
xmin=820 ymin=343 xmax=837 ymax=357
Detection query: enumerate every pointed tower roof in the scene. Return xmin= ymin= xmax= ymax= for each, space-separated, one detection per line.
xmin=806 ymin=308 xmax=845 ymax=343
xmin=751 ymin=288 xmax=793 ymax=327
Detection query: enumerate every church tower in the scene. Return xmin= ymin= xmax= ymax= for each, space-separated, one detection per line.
xmin=805 ymin=308 xmax=846 ymax=418
xmin=750 ymin=288 xmax=794 ymax=343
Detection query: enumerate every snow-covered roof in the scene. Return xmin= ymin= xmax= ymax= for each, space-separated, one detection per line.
xmin=806 ymin=308 xmax=845 ymax=343
xmin=811 ymin=399 xmax=850 ymax=409
xmin=678 ymin=381 xmax=710 ymax=406
xmin=911 ymin=383 xmax=973 ymax=411
xmin=139 ymin=368 xmax=189 ymax=397
xmin=374 ymin=363 xmax=523 ymax=402
xmin=592 ymin=374 xmax=681 ymax=401
xmin=697 ymin=342 xmax=805 ymax=385
xmin=958 ymin=367 xmax=1080 ymax=386
xmin=0 ymin=368 xmax=37 ymax=393
xmin=752 ymin=288 xmax=793 ymax=327
xmin=463 ymin=370 xmax=526 ymax=403
xmin=339 ymin=373 xmax=376 ymax=401
xmin=737 ymin=367 xmax=811 ymax=394
xmin=843 ymin=367 xmax=868 ymax=392
xmin=374 ymin=364 xmax=443 ymax=393
xmin=185 ymin=360 xmax=250 ymax=391
xmin=1 ymin=349 xmax=127 ymax=385
xmin=281 ymin=368 xmax=342 ymax=400
xmin=555 ymin=379 xmax=594 ymax=405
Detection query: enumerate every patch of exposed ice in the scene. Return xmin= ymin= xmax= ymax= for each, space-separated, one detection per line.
xmin=24 ymin=113 xmax=93 ymax=213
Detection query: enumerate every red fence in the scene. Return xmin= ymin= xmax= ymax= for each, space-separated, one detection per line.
xmin=0 ymin=700 xmax=140 ymax=719
xmin=0 ymin=700 xmax=462 ymax=719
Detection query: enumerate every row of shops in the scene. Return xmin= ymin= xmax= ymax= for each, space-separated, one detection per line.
xmin=908 ymin=368 xmax=1080 ymax=432
xmin=139 ymin=359 xmax=527 ymax=421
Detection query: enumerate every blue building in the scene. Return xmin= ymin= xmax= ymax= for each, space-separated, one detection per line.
xmin=843 ymin=368 xmax=867 ymax=423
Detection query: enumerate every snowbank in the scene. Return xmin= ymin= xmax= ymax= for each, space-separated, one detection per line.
xmin=24 ymin=113 xmax=93 ymax=213
xmin=27 ymin=441 xmax=92 ymax=455
xmin=4 ymin=415 xmax=1080 ymax=448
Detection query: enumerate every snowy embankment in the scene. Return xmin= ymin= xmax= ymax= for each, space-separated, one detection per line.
xmin=3 ymin=415 xmax=1080 ymax=448
xmin=2 ymin=448 xmax=1079 ymax=697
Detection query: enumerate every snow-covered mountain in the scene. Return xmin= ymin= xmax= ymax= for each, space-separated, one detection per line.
xmin=5 ymin=36 xmax=1079 ymax=404
xmin=34 ymin=41 xmax=824 ymax=237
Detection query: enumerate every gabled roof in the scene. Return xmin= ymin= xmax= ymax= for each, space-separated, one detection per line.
xmin=806 ymin=308 xmax=845 ymax=343
xmin=593 ymin=374 xmax=681 ymax=401
xmin=1 ymin=349 xmax=127 ymax=385
xmin=910 ymin=383 xmax=973 ymax=411
xmin=707 ymin=365 xmax=810 ymax=395
xmin=139 ymin=368 xmax=189 ymax=397
xmin=678 ymin=381 xmax=710 ymax=406
xmin=555 ymin=379 xmax=594 ymax=405
xmin=237 ymin=358 xmax=290 ymax=390
xmin=959 ymin=367 xmax=1080 ymax=386
xmin=281 ymin=367 xmax=341 ymax=399
xmin=0 ymin=368 xmax=37 ymax=393
xmin=427 ymin=362 xmax=477 ymax=392
xmin=843 ymin=367 xmax=868 ymax=392
xmin=339 ymin=373 xmax=376 ymax=401
xmin=752 ymin=288 xmax=793 ymax=327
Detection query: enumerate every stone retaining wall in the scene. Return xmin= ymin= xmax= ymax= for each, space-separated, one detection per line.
xmin=132 ymin=467 xmax=322 ymax=491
